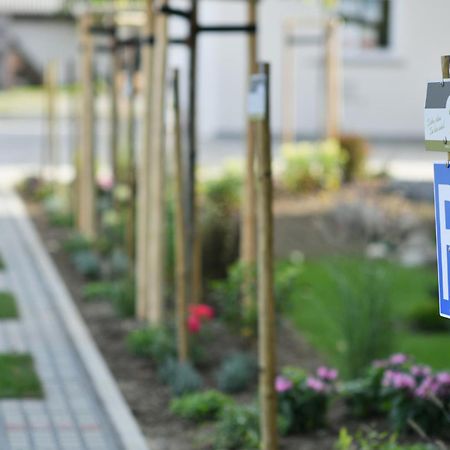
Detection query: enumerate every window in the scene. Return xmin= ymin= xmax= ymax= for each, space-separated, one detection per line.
xmin=340 ymin=0 xmax=391 ymax=51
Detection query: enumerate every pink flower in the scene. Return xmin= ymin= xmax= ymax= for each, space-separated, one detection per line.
xmin=189 ymin=304 xmax=215 ymax=320
xmin=306 ymin=377 xmax=326 ymax=393
xmin=389 ymin=353 xmax=408 ymax=366
xmin=415 ymin=376 xmax=439 ymax=399
xmin=275 ymin=376 xmax=293 ymax=393
xmin=97 ymin=175 xmax=114 ymax=191
xmin=436 ymin=372 xmax=450 ymax=385
xmin=411 ymin=365 xmax=432 ymax=378
xmin=383 ymin=370 xmax=416 ymax=391
xmin=317 ymin=366 xmax=338 ymax=381
xmin=187 ymin=314 xmax=201 ymax=334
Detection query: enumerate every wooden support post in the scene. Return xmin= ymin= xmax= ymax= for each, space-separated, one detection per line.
xmin=125 ymin=51 xmax=137 ymax=262
xmin=173 ymin=69 xmax=189 ymax=362
xmin=241 ymin=0 xmax=258 ymax=310
xmin=325 ymin=18 xmax=340 ymax=139
xmin=137 ymin=0 xmax=154 ymax=320
xmin=188 ymin=0 xmax=201 ymax=305
xmin=78 ymin=13 xmax=96 ymax=239
xmin=147 ymin=0 xmax=169 ymax=324
xmin=441 ymin=55 xmax=450 ymax=162
xmin=111 ymin=27 xmax=120 ymax=183
xmin=45 ymin=60 xmax=58 ymax=183
xmin=281 ymin=21 xmax=295 ymax=144
xmin=252 ymin=63 xmax=278 ymax=450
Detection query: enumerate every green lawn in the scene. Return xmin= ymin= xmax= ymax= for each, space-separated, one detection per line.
xmin=0 ymin=292 xmax=19 ymax=319
xmin=284 ymin=257 xmax=449 ymax=371
xmin=0 ymin=354 xmax=43 ymax=398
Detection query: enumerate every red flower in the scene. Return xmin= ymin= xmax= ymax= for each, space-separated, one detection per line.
xmin=189 ymin=304 xmax=214 ymax=320
xmin=187 ymin=314 xmax=201 ymax=334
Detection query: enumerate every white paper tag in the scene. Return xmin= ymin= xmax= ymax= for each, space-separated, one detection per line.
xmin=248 ymin=74 xmax=267 ymax=120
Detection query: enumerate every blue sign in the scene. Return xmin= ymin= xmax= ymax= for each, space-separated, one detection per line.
xmin=434 ymin=163 xmax=450 ymax=318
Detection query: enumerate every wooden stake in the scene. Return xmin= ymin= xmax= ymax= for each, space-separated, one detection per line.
xmin=78 ymin=13 xmax=96 ymax=239
xmin=173 ymin=69 xmax=189 ymax=362
xmin=45 ymin=60 xmax=58 ymax=183
xmin=188 ymin=0 xmax=200 ymax=305
xmin=147 ymin=0 xmax=169 ymax=324
xmin=136 ymin=0 xmax=154 ymax=320
xmin=253 ymin=63 xmax=278 ymax=450
xmin=441 ymin=55 xmax=450 ymax=161
xmin=325 ymin=18 xmax=340 ymax=139
xmin=281 ymin=21 xmax=295 ymax=144
xmin=241 ymin=0 xmax=258 ymax=310
xmin=111 ymin=26 xmax=120 ymax=183
xmin=125 ymin=63 xmax=137 ymax=263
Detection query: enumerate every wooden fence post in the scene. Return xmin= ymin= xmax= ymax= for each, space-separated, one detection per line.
xmin=173 ymin=69 xmax=189 ymax=362
xmin=325 ymin=18 xmax=340 ymax=139
xmin=78 ymin=13 xmax=96 ymax=239
xmin=136 ymin=0 xmax=154 ymax=320
xmin=241 ymin=0 xmax=258 ymax=310
xmin=250 ymin=62 xmax=278 ymax=450
xmin=188 ymin=0 xmax=200 ymax=305
xmin=110 ymin=23 xmax=120 ymax=183
xmin=45 ymin=60 xmax=58 ymax=183
xmin=147 ymin=0 xmax=169 ymax=324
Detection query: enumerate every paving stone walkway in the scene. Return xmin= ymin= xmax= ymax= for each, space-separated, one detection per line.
xmin=0 ymin=190 xmax=147 ymax=450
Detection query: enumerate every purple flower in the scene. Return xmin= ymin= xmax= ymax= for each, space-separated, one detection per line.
xmin=389 ymin=353 xmax=408 ymax=366
xmin=306 ymin=377 xmax=326 ymax=393
xmin=383 ymin=370 xmax=416 ymax=391
xmin=275 ymin=376 xmax=293 ymax=393
xmin=411 ymin=365 xmax=431 ymax=378
xmin=415 ymin=376 xmax=439 ymax=399
xmin=436 ymin=372 xmax=450 ymax=385
xmin=317 ymin=366 xmax=338 ymax=381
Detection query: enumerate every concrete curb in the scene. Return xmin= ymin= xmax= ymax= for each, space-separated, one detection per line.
xmin=6 ymin=190 xmax=150 ymax=450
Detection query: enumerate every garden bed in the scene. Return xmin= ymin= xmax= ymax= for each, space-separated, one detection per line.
xmin=23 ymin=179 xmax=447 ymax=450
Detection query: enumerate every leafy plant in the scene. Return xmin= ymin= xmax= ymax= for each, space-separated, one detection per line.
xmin=281 ymin=139 xmax=347 ymax=193
xmin=334 ymin=263 xmax=394 ymax=378
xmin=71 ymin=250 xmax=101 ymax=280
xmin=216 ymin=352 xmax=258 ymax=394
xmin=0 ymin=291 xmax=19 ymax=318
xmin=159 ymin=358 xmax=203 ymax=397
xmin=213 ymin=404 xmax=260 ymax=450
xmin=83 ymin=281 xmax=116 ymax=301
xmin=335 ymin=427 xmax=436 ymax=450
xmin=277 ymin=365 xmax=338 ymax=434
xmin=64 ymin=233 xmax=93 ymax=254
xmin=127 ymin=325 xmax=176 ymax=364
xmin=170 ymin=390 xmax=233 ymax=422
xmin=111 ymin=278 xmax=135 ymax=317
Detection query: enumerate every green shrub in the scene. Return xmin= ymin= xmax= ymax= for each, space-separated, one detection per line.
xmin=335 ymin=427 xmax=437 ymax=450
xmin=82 ymin=281 xmax=116 ymax=301
xmin=277 ymin=366 xmax=338 ymax=434
xmin=409 ymin=303 xmax=450 ymax=332
xmin=334 ymin=263 xmax=394 ymax=378
xmin=48 ymin=212 xmax=74 ymax=228
xmin=71 ymin=250 xmax=101 ymax=280
xmin=170 ymin=390 xmax=233 ymax=422
xmin=159 ymin=358 xmax=203 ymax=397
xmin=339 ymin=135 xmax=369 ymax=182
xmin=281 ymin=139 xmax=347 ymax=193
xmin=216 ymin=352 xmax=258 ymax=394
xmin=127 ymin=325 xmax=176 ymax=364
xmin=213 ymin=404 xmax=260 ymax=450
xmin=64 ymin=233 xmax=93 ymax=254
xmin=111 ymin=278 xmax=135 ymax=317
xmin=109 ymin=248 xmax=130 ymax=277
